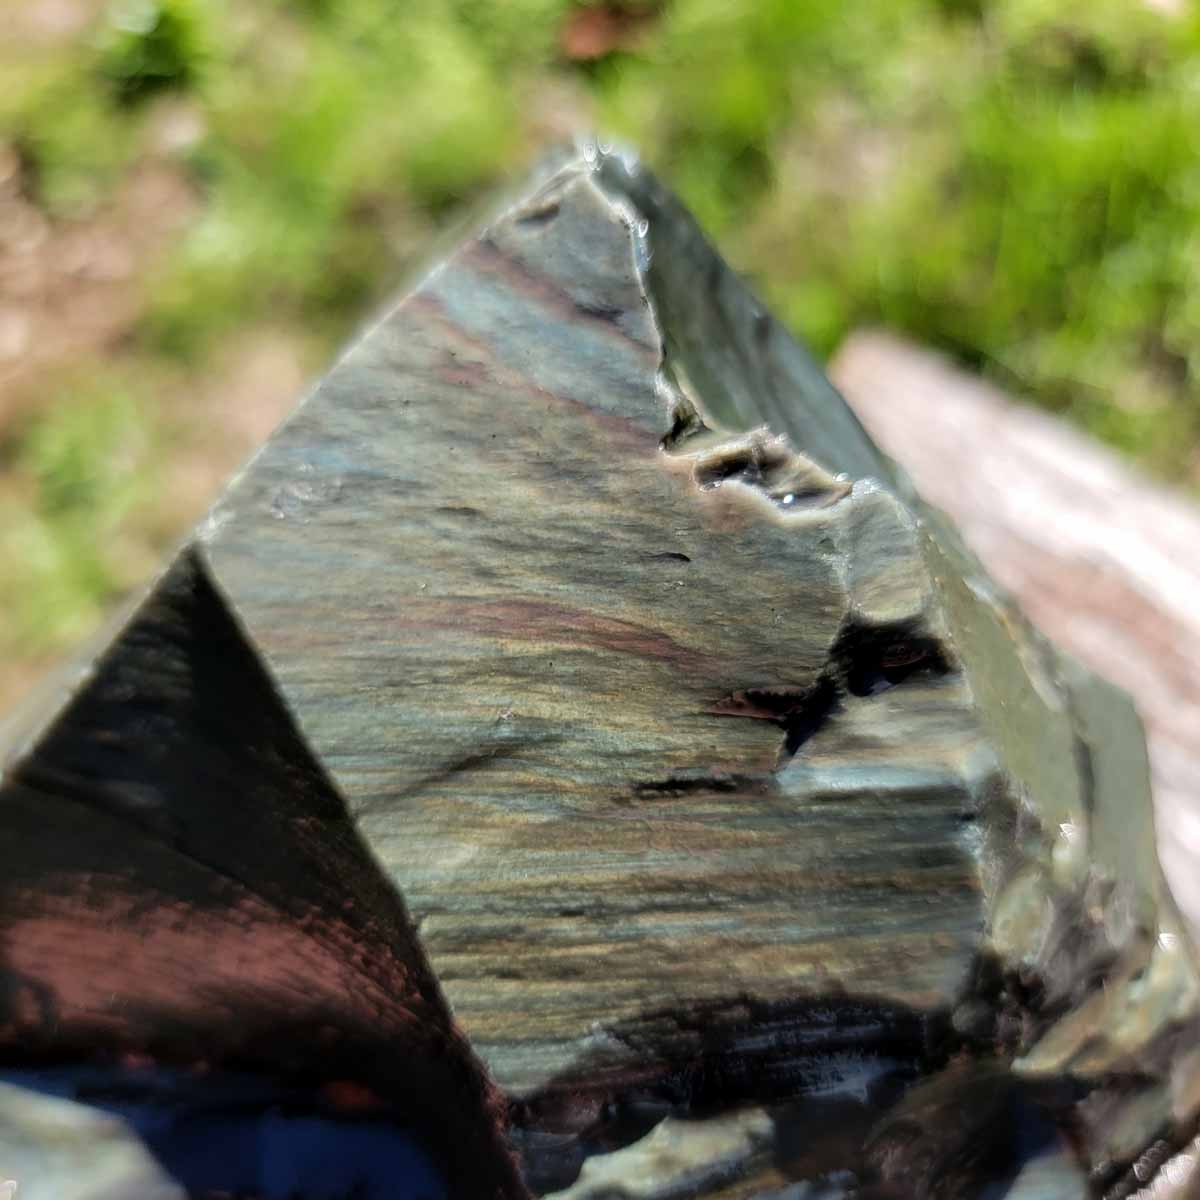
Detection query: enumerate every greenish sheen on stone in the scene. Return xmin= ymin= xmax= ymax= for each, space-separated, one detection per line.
xmin=1 ymin=142 xmax=1197 ymax=1199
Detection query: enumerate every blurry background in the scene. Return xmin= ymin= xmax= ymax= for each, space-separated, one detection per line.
xmin=2 ymin=0 xmax=1200 ymax=712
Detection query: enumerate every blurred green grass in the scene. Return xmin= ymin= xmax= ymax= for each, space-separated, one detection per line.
xmin=2 ymin=0 xmax=1200 ymax=696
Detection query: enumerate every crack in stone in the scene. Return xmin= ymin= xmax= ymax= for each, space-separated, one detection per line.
xmin=831 ymin=617 xmax=954 ymax=698
xmin=711 ymin=678 xmax=842 ymax=763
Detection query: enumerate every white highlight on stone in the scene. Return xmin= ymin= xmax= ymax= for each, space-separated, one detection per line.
xmin=544 ymin=1108 xmax=774 ymax=1199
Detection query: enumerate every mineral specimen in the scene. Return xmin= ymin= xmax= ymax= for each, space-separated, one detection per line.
xmin=1 ymin=142 xmax=1197 ymax=1199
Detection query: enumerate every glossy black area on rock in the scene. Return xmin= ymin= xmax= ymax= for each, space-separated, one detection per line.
xmin=0 ymin=549 xmax=521 ymax=1198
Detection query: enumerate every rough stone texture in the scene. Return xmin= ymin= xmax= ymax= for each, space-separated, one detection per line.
xmin=1 ymin=145 xmax=1199 ymax=1198
xmin=544 ymin=1108 xmax=776 ymax=1199
xmin=829 ymin=330 xmax=1200 ymax=938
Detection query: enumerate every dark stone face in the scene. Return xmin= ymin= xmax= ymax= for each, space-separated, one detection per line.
xmin=0 ymin=551 xmax=516 ymax=1197
xmin=1 ymin=145 xmax=1197 ymax=1199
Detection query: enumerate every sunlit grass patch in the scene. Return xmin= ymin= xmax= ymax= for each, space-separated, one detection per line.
xmin=0 ymin=371 xmax=163 ymax=656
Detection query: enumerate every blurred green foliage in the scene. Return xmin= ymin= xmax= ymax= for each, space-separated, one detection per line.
xmin=98 ymin=0 xmax=211 ymax=103
xmin=0 ymin=379 xmax=159 ymax=653
xmin=3 ymin=0 xmax=1200 ymax=676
